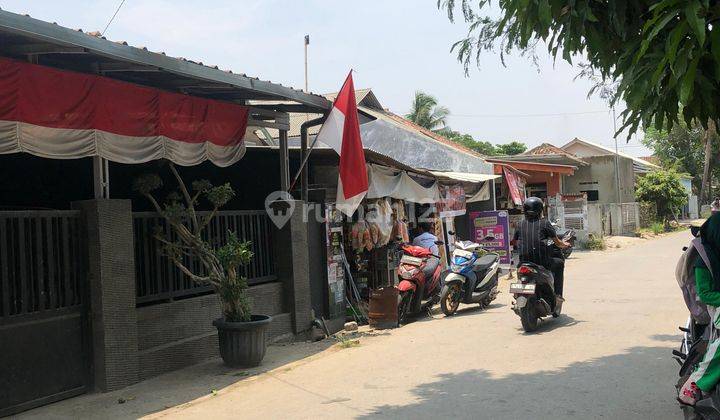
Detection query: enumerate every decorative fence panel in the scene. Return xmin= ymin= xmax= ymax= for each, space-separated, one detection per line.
xmin=133 ymin=210 xmax=276 ymax=305
xmin=0 ymin=211 xmax=85 ymax=320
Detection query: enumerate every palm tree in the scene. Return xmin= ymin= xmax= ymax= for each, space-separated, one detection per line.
xmin=406 ymin=91 xmax=450 ymax=133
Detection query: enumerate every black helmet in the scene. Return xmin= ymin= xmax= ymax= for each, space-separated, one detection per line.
xmin=523 ymin=196 xmax=544 ymax=220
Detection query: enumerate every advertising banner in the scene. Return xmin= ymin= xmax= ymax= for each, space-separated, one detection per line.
xmin=436 ymin=184 xmax=466 ymax=218
xmin=469 ymin=210 xmax=511 ymax=264
xmin=503 ymin=167 xmax=525 ymax=206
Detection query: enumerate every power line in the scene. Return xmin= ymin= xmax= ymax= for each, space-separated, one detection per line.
xmin=101 ymin=0 xmax=127 ymax=36
xmin=449 ymin=110 xmax=609 ymax=118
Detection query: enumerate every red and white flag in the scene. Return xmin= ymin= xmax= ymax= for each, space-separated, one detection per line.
xmin=316 ymin=72 xmax=368 ymax=216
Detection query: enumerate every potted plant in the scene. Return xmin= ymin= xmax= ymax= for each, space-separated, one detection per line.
xmin=134 ymin=164 xmax=272 ymax=367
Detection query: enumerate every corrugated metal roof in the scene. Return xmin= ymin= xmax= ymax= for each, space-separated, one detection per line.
xmin=0 ymin=9 xmax=331 ymax=110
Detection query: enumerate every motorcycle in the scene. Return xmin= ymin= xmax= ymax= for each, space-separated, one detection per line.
xmin=551 ymin=221 xmax=576 ymax=259
xmin=439 ymin=240 xmax=500 ymax=316
xmin=510 ymin=237 xmax=571 ymax=332
xmin=396 ymin=242 xmax=443 ymax=325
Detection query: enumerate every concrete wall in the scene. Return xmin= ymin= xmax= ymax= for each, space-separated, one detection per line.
xmin=135 ymin=283 xmax=291 ymax=380
xmin=563 ymin=155 xmax=635 ymax=204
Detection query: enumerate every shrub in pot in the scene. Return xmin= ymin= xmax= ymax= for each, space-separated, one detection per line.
xmin=134 ymin=164 xmax=272 ymax=367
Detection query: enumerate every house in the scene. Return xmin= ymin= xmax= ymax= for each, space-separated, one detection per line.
xmin=0 ymin=10 xmax=333 ymax=416
xmin=558 ymin=138 xmax=661 ymax=204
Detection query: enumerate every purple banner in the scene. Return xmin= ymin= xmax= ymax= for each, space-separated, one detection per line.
xmin=469 ymin=210 xmax=511 ymax=264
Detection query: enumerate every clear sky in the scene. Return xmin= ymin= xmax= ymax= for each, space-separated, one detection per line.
xmin=1 ymin=0 xmax=651 ymax=156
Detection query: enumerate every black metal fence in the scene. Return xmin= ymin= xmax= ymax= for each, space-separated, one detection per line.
xmin=133 ymin=210 xmax=277 ymax=305
xmin=0 ymin=211 xmax=85 ymax=321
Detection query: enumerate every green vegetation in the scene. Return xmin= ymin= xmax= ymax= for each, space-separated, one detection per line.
xmin=134 ymin=164 xmax=254 ymax=322
xmin=584 ymin=234 xmax=607 ymax=251
xmin=635 ymin=169 xmax=687 ymax=222
xmin=406 ymin=91 xmax=450 ymax=133
xmin=650 ymin=222 xmax=665 ymax=235
xmin=438 ymin=0 xmax=720 ymax=139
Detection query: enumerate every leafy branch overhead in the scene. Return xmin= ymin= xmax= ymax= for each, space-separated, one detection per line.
xmin=133 ymin=164 xmax=253 ymax=322
xmin=438 ymin=0 xmax=720 ymax=136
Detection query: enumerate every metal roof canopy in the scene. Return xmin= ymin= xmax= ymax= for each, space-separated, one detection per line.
xmin=0 ymin=9 xmax=332 ymax=130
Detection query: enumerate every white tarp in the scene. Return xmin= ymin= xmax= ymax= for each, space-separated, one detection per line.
xmin=366 ymin=165 xmax=439 ymax=203
xmin=467 ymin=180 xmax=491 ymax=203
xmin=429 ymin=171 xmax=500 ymax=183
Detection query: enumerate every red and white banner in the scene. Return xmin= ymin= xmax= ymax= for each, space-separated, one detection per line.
xmin=316 ymin=72 xmax=368 ymax=216
xmin=0 ymin=57 xmax=249 ymax=166
xmin=503 ymin=166 xmax=526 ymax=206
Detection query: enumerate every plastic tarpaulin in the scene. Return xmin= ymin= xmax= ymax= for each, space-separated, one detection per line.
xmin=0 ymin=57 xmax=248 ymax=166
xmin=366 ymin=165 xmax=440 ymax=203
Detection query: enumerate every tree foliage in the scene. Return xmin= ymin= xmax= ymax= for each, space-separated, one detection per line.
xmin=406 ymin=91 xmax=450 ymax=132
xmin=642 ymin=116 xmax=717 ymax=194
xmin=495 ymin=141 xmax=527 ymax=155
xmin=133 ymin=164 xmax=254 ymax=322
xmin=635 ymin=169 xmax=688 ymax=221
xmin=438 ymin=0 xmax=720 ymax=137
xmin=440 ymin=129 xmax=527 ymax=156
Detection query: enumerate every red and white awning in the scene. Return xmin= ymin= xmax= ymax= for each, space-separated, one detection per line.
xmin=0 ymin=57 xmax=249 ymax=166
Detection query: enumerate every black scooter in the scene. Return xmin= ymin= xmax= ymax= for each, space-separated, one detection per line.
xmin=510 ymin=238 xmax=570 ymax=332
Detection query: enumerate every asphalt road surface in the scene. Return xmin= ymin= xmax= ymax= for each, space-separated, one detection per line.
xmin=159 ymin=231 xmax=690 ymax=420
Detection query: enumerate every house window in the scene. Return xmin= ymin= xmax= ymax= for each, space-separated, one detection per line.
xmin=581 ymin=190 xmax=599 ymax=202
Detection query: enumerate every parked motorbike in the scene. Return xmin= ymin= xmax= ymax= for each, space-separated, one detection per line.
xmin=439 ymin=240 xmax=500 ymax=316
xmin=396 ymin=242 xmax=443 ymax=325
xmin=510 ymin=237 xmax=572 ymax=332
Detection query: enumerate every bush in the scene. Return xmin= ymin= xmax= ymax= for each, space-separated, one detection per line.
xmin=585 ymin=234 xmax=606 ymax=251
xmin=635 ymin=170 xmax=687 ymax=222
xmin=650 ymin=222 xmax=665 ymax=235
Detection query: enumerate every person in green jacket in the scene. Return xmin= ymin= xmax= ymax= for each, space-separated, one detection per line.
xmin=679 ymin=214 xmax=720 ymax=405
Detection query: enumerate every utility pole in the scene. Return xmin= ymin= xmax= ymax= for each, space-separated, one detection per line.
xmin=304 ymin=35 xmax=310 ymax=92
xmin=612 ymin=107 xmax=621 ymax=203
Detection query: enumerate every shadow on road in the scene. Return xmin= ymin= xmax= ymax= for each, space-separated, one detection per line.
xmin=513 ymin=314 xmax=585 ymax=335
xmin=358 ymin=345 xmax=680 ymax=420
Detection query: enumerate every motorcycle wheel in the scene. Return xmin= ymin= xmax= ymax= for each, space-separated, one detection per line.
xmin=398 ymin=291 xmax=413 ymax=326
xmin=440 ymin=283 xmax=462 ymax=316
xmin=520 ymin=297 xmax=539 ymax=332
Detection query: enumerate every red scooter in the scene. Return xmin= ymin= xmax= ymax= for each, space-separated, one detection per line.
xmin=396 ymin=243 xmax=443 ymax=325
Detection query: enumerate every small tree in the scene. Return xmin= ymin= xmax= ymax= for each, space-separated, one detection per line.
xmin=635 ymin=169 xmax=687 ymax=223
xmin=133 ymin=164 xmax=253 ymax=322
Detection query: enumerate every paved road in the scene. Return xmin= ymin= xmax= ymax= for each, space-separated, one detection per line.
xmin=157 ymin=231 xmax=689 ymax=420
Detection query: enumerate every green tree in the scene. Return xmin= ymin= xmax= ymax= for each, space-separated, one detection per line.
xmin=495 ymin=141 xmax=527 ymax=155
xmin=642 ymin=118 xmax=712 ymax=195
xmin=440 ymin=129 xmax=498 ymax=155
xmin=438 ymin=0 xmax=720 ymax=137
xmin=635 ymin=169 xmax=687 ymax=222
xmin=406 ymin=91 xmax=450 ymax=132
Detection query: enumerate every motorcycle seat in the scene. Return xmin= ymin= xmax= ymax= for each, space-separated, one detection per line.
xmin=474 ymin=254 xmax=498 ymax=271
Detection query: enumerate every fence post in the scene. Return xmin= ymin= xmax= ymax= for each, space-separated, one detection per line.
xmin=72 ymin=199 xmax=139 ymax=392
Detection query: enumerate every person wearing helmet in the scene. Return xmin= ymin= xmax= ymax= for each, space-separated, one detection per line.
xmin=511 ymin=196 xmax=570 ymax=297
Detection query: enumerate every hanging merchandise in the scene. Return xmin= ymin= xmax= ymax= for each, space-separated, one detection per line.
xmin=350 ymin=219 xmax=373 ymax=251
xmin=392 ymin=199 xmax=410 ymax=243
xmin=372 ymin=198 xmax=394 ymax=247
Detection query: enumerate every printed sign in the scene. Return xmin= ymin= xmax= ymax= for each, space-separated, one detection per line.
xmin=436 ymin=184 xmax=466 ymax=218
xmin=469 ymin=210 xmax=511 ymax=264
xmin=503 ymin=167 xmax=525 ymax=206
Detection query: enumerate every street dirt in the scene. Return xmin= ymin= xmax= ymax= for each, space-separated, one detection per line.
xmin=21 ymin=231 xmax=689 ymax=420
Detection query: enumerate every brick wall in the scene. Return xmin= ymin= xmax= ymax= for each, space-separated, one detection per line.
xmin=135 ymin=282 xmax=291 ymax=380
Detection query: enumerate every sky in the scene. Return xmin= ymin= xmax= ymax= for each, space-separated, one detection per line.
xmin=0 ymin=0 xmax=651 ymax=156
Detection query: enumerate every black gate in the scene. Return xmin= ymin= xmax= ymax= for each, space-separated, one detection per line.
xmin=0 ymin=211 xmax=89 ymax=416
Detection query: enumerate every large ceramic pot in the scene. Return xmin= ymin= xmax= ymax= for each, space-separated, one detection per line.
xmin=213 ymin=315 xmax=272 ymax=367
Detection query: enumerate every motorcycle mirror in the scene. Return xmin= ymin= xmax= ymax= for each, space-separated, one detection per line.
xmin=447 ymin=231 xmax=455 ymax=236
xmin=484 ymin=235 xmax=495 ymax=241
xmin=434 ymin=240 xmax=445 ymax=246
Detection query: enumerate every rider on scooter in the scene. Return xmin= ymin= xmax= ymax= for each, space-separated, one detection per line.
xmin=512 ymin=197 xmax=570 ymax=297
xmin=412 ymin=221 xmax=440 ymax=279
